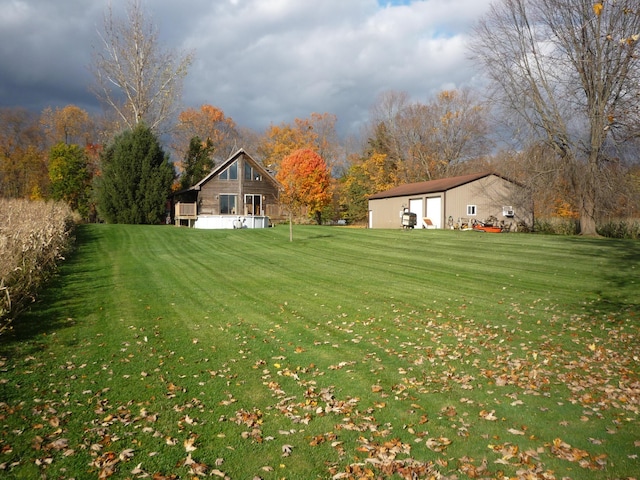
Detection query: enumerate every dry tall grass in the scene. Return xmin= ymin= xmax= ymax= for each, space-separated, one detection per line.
xmin=0 ymin=199 xmax=76 ymax=333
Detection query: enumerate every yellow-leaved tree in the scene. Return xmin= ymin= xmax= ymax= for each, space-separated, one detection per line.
xmin=257 ymin=113 xmax=340 ymax=172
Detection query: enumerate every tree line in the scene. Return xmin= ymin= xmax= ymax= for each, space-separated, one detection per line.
xmin=1 ymin=0 xmax=639 ymax=234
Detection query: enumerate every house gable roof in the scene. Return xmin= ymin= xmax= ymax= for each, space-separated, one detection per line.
xmin=178 ymin=148 xmax=280 ymax=193
xmin=368 ymin=172 xmax=514 ymax=200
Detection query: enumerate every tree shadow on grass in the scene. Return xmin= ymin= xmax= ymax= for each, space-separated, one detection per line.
xmin=0 ymin=225 xmax=111 ymax=356
xmin=568 ymin=236 xmax=640 ymax=320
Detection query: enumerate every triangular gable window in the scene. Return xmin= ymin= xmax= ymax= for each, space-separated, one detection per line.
xmin=244 ymin=163 xmax=262 ymax=181
xmin=219 ymin=161 xmax=238 ymax=180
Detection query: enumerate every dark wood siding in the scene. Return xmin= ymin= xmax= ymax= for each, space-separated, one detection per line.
xmin=197 ymin=152 xmax=280 ymax=216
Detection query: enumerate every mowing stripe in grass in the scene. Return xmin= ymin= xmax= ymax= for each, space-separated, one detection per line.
xmin=0 ymin=224 xmax=637 ymax=479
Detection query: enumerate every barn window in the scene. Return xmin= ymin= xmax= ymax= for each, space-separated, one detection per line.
xmin=219 ymin=161 xmax=238 ymax=180
xmin=467 ymin=205 xmax=477 ymax=216
xmin=220 ymin=194 xmax=237 ymax=214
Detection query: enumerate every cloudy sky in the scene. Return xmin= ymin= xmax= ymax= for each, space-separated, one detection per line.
xmin=0 ymin=0 xmax=492 ymax=135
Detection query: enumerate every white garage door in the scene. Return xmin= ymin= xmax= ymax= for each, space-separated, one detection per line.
xmin=409 ymin=199 xmax=423 ymax=228
xmin=426 ymin=197 xmax=442 ymax=228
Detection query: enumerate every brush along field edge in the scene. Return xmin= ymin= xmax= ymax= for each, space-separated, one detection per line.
xmin=0 ymin=199 xmax=76 ymax=331
xmin=0 ymin=224 xmax=638 ymax=479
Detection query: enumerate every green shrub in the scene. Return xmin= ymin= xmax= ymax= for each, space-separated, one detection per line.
xmin=533 ymin=217 xmax=579 ymax=235
xmin=534 ymin=217 xmax=640 ymax=238
xmin=597 ymin=219 xmax=640 ymax=239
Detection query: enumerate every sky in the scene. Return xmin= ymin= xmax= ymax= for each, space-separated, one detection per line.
xmin=0 ymin=0 xmax=493 ymax=136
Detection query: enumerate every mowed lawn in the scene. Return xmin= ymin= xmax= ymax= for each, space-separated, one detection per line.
xmin=0 ymin=224 xmax=638 ymax=479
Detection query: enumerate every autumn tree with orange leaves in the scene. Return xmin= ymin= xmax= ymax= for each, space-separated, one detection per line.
xmin=276 ymin=149 xmax=332 ymax=241
xmin=258 ymin=119 xmax=317 ymax=171
xmin=257 ymin=113 xmax=340 ymax=172
xmin=172 ymin=104 xmax=238 ymax=170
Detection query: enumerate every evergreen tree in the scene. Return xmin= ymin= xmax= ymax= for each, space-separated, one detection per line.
xmin=180 ymin=136 xmax=214 ymax=190
xmin=96 ymin=124 xmax=174 ymax=224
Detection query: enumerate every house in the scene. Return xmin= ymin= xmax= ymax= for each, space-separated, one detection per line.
xmin=171 ymin=148 xmax=282 ymax=229
xmin=368 ymin=172 xmax=530 ymax=230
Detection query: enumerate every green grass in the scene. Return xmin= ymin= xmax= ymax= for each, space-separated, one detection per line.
xmin=0 ymin=224 xmax=638 ymax=479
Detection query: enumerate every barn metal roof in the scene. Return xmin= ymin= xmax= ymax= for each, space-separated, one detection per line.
xmin=368 ymin=172 xmax=502 ymax=200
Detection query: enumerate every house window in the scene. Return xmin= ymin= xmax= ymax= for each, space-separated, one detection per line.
xmin=219 ymin=161 xmax=238 ymax=180
xmin=467 ymin=205 xmax=477 ymax=216
xmin=220 ymin=194 xmax=237 ymax=214
xmin=244 ymin=164 xmax=261 ymax=181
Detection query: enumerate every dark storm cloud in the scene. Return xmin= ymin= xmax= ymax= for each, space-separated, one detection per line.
xmin=0 ymin=0 xmax=491 ymax=134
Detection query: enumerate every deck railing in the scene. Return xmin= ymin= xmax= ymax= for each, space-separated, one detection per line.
xmin=175 ymin=202 xmax=197 ymax=219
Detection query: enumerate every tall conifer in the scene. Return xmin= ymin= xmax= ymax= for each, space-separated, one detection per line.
xmin=96 ymin=124 xmax=174 ymax=224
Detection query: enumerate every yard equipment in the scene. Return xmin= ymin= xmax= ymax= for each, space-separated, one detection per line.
xmin=401 ymin=211 xmax=417 ymax=229
xmin=471 ymin=217 xmax=510 ymax=233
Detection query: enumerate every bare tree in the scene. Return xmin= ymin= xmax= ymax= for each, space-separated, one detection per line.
xmin=368 ymin=90 xmax=410 ymax=180
xmin=366 ymin=89 xmax=490 ymax=182
xmin=91 ymin=0 xmax=193 ymax=134
xmin=398 ymin=89 xmax=490 ymax=180
xmin=470 ymin=0 xmax=640 ymax=235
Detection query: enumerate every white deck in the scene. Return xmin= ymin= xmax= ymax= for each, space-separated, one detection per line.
xmin=193 ymin=215 xmax=270 ymax=229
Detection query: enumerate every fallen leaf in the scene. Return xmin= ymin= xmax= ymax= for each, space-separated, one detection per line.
xmin=425 ymin=437 xmax=452 ymax=452
xmin=190 ymin=461 xmax=209 ymax=476
xmin=48 ymin=438 xmax=69 ymax=450
xmin=480 ymin=409 xmax=498 ymax=421
xmin=184 ymin=437 xmax=197 ymax=452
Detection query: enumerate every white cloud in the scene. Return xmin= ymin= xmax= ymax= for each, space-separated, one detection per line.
xmin=0 ymin=0 xmax=492 ymax=135
xmin=180 ymin=0 xmax=491 ymax=133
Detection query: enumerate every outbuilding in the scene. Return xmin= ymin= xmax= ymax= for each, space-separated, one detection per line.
xmin=368 ymin=172 xmax=530 ymax=230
